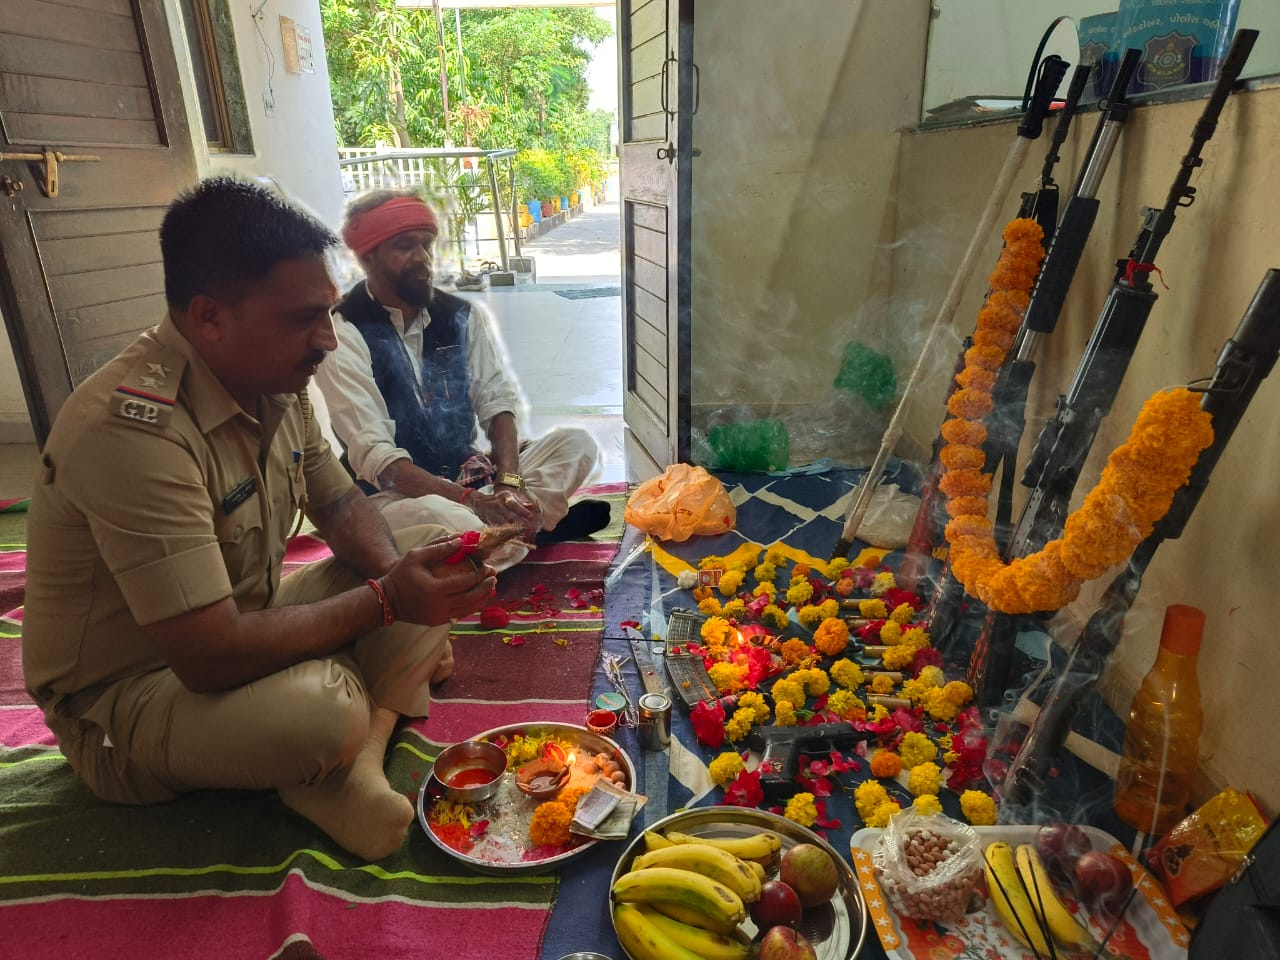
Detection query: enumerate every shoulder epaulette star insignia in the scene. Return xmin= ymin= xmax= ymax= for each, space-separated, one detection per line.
xmin=113 ymin=348 xmax=185 ymax=428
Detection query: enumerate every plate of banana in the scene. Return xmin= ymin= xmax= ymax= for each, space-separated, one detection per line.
xmin=609 ymin=807 xmax=868 ymax=960
xmin=850 ymin=823 xmax=1189 ymax=960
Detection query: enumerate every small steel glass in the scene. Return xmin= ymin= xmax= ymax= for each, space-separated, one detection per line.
xmin=636 ymin=692 xmax=671 ymax=750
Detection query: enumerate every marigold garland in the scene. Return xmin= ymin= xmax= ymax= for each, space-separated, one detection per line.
xmin=938 ymin=218 xmax=1215 ymax=614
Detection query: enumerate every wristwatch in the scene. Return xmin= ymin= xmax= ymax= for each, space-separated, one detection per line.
xmin=497 ymin=472 xmax=527 ymax=490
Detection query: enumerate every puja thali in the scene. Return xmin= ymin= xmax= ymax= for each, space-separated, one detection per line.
xmin=416 ymin=721 xmax=636 ymax=876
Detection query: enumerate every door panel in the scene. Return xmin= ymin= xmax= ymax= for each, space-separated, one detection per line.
xmin=619 ymin=0 xmax=693 ymax=478
xmin=0 ymin=0 xmax=195 ymax=442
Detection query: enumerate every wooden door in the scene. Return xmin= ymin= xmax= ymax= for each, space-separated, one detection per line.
xmin=618 ymin=0 xmax=693 ymax=479
xmin=0 ymin=0 xmax=197 ymax=443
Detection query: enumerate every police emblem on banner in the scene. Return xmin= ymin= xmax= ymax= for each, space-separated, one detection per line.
xmin=1141 ymin=32 xmax=1198 ymax=89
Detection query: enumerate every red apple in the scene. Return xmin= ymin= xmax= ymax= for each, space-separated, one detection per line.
xmin=758 ymin=925 xmax=818 ymax=960
xmin=1073 ymin=850 xmax=1134 ymax=917
xmin=750 ymin=880 xmax=804 ymax=929
xmin=1034 ymin=821 xmax=1092 ymax=880
xmin=779 ymin=843 xmax=839 ymax=908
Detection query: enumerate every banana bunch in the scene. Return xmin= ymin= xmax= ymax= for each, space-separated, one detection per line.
xmin=984 ymin=841 xmax=1120 ymax=960
xmin=611 ymin=832 xmax=781 ymax=960
xmin=646 ymin=827 xmax=783 ymax=867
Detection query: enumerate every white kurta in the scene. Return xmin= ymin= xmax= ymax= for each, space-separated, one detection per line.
xmin=314 ymin=287 xmax=600 ymax=570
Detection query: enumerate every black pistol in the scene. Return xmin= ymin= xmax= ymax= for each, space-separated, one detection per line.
xmin=746 ymin=722 xmax=873 ymax=798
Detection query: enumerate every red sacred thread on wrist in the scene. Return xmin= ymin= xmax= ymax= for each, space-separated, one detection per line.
xmin=460 ymin=487 xmax=475 ymax=503
xmin=367 ymin=578 xmax=396 ymax=626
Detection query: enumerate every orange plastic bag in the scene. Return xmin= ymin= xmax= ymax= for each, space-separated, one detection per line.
xmin=623 ymin=464 xmax=736 ymax=542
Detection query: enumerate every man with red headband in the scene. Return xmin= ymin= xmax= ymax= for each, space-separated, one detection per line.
xmin=316 ymin=189 xmax=608 ymax=570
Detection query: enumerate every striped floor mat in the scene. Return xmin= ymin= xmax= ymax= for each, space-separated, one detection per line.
xmin=0 ymin=484 xmax=625 ymax=960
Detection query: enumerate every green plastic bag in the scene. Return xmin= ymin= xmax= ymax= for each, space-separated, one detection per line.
xmin=707 ymin=419 xmax=790 ymax=473
xmin=834 ymin=342 xmax=896 ymax=411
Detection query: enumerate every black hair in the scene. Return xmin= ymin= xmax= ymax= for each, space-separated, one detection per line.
xmin=160 ymin=177 xmax=338 ymax=308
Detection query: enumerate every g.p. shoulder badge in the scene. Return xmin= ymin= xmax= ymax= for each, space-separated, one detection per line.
xmin=113 ymin=354 xmax=183 ymax=428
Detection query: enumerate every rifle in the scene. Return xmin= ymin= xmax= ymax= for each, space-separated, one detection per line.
xmin=896 ymin=62 xmax=1093 ymax=596
xmin=1001 ymin=268 xmax=1280 ymax=807
xmin=915 ymin=51 xmax=1143 ymax=645
xmin=830 ymin=54 xmax=1069 ymax=560
xmin=967 ymin=28 xmax=1258 ymax=705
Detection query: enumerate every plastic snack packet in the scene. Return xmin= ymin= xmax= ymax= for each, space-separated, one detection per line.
xmin=1146 ymin=787 xmax=1269 ymax=906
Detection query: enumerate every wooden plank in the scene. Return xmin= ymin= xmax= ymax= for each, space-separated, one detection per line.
xmin=631 ymin=203 xmax=665 ymax=232
xmin=0 ymin=74 xmax=154 ymax=122
xmin=47 ymin=262 xmax=162 ymax=312
xmin=65 ymin=331 xmax=139 ymax=385
xmin=630 ymin=72 xmax=663 ymax=116
xmin=631 ymin=360 xmax=667 ymax=429
xmin=632 ymin=223 xmax=666 ymax=267
xmin=7 ymin=0 xmax=142 ymax=51
xmin=630 ymin=34 xmax=664 ymax=80
xmin=629 ymin=111 xmax=665 ymax=143
xmin=34 ymin=206 xmax=165 ymax=241
xmin=5 ymin=113 xmax=159 ymax=147
xmin=629 ymin=0 xmax=665 ymax=47
xmin=63 ymin=293 xmax=167 ymax=337
xmin=632 ymin=308 xmax=666 ymax=361
xmin=43 ymin=231 xmax=159 ymax=273
xmin=633 ymin=286 xmax=667 ymax=332
xmin=631 ymin=256 xmax=666 ymax=301
xmin=0 ymin=35 xmax=147 ymax=87
xmin=634 ymin=342 xmax=666 ymax=396
xmin=43 ymin=0 xmax=133 ymax=14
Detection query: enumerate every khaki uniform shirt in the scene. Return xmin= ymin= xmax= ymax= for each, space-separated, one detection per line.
xmin=22 ymin=316 xmax=353 ymax=727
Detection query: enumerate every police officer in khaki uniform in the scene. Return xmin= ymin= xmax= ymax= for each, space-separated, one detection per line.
xmin=21 ymin=177 xmax=495 ymax=863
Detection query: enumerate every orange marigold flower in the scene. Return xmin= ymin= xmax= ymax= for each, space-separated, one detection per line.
xmin=780 ymin=636 xmax=811 ymax=664
xmin=870 ymin=751 xmax=903 ymax=778
xmin=955 ymin=367 xmax=997 ymax=393
xmin=945 ymin=514 xmax=994 ymax=541
xmin=1003 ymin=216 xmax=1045 ymax=246
xmin=938 ymin=468 xmax=992 ymax=499
xmin=964 ymin=344 xmax=1005 ymax=372
xmin=813 ymin=617 xmax=851 ymax=656
xmin=835 ymin=577 xmax=856 ymax=597
xmin=941 ymin=418 xmax=988 ymax=446
xmin=972 ymin=326 xmax=1016 ymax=353
xmin=940 ymin=443 xmax=985 ymax=471
xmin=529 ymin=801 xmax=573 ymax=847
xmin=946 ymin=495 xmax=990 ymax=519
xmin=946 ymin=388 xmax=995 ymax=420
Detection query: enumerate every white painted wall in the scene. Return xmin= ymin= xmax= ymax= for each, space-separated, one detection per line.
xmin=175 ymin=0 xmax=346 ymax=230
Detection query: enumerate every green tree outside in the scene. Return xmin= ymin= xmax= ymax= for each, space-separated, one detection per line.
xmin=321 ymin=2 xmax=613 ymax=202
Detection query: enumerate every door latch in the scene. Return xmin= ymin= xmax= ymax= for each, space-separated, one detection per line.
xmin=0 ymin=147 xmax=101 ymax=197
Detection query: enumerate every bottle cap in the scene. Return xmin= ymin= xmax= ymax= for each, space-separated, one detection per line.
xmin=1159 ymin=604 xmax=1205 ymax=656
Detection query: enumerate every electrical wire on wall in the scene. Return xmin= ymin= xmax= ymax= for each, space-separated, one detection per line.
xmin=250 ymin=0 xmax=277 ymax=115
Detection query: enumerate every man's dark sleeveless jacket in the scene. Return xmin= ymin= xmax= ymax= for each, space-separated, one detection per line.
xmin=334 ymin=283 xmax=476 ymax=484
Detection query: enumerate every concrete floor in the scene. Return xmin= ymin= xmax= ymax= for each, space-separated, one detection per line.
xmin=0 ymin=202 xmax=625 ymax=500
xmin=480 ymin=200 xmax=625 ymax=484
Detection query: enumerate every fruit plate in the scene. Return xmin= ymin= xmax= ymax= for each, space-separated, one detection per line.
xmin=416 ymin=722 xmax=635 ymax=876
xmin=610 ymin=807 xmax=868 ymax=959
xmin=849 ymin=824 xmax=1189 ymax=960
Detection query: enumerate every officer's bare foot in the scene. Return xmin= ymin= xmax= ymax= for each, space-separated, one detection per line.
xmin=280 ymin=772 xmax=413 ymax=862
xmin=278 ymin=705 xmax=412 ymax=861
